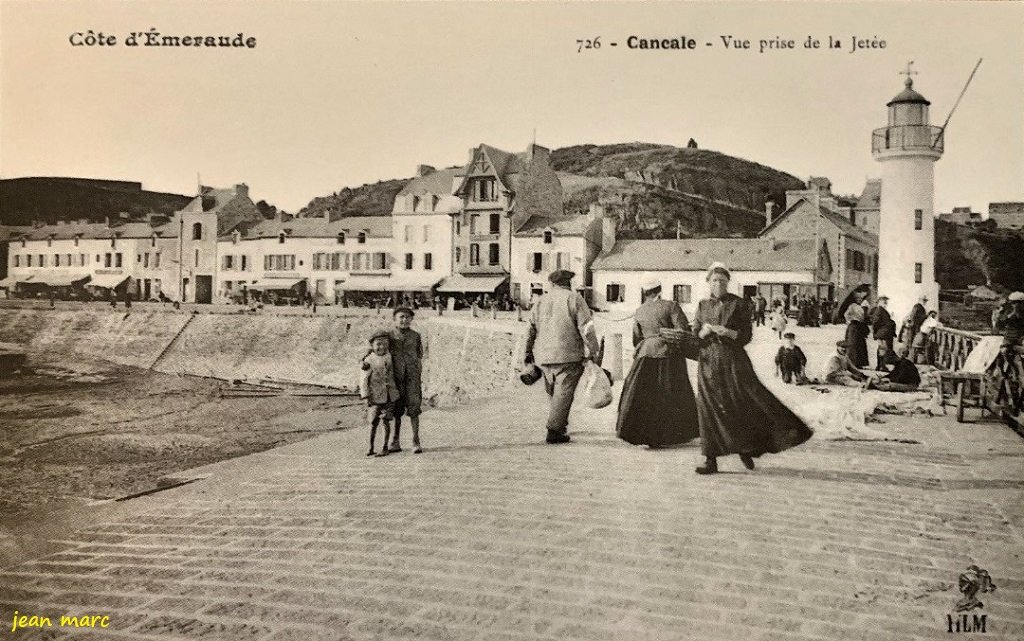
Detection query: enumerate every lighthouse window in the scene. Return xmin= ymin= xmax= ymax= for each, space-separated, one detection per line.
xmin=914 ymin=209 xmax=923 ymax=230
xmin=914 ymin=263 xmax=922 ymax=284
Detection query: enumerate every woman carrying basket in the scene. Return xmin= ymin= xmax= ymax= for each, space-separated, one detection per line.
xmin=616 ymin=278 xmax=700 ymax=448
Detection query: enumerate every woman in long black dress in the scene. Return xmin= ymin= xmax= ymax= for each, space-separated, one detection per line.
xmin=692 ymin=263 xmax=813 ymax=474
xmin=844 ymin=301 xmax=870 ymax=368
xmin=616 ymin=280 xmax=700 ymax=448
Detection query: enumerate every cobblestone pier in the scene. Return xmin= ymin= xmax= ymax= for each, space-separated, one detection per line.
xmin=2 ymin=380 xmax=1023 ymax=640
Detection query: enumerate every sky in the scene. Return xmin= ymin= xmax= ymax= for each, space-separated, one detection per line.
xmin=1 ymin=1 xmax=1022 ymax=214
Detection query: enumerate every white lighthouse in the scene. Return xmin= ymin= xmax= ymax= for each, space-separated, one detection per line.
xmin=872 ymin=64 xmax=943 ymax=324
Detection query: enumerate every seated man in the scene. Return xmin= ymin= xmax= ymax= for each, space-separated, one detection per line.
xmin=867 ymin=345 xmax=921 ymax=392
xmin=823 ymin=340 xmax=869 ymax=387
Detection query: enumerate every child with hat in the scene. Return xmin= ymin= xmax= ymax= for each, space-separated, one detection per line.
xmin=388 ymin=307 xmax=425 ymax=454
xmin=361 ymin=329 xmax=400 ymax=457
xmin=774 ymin=331 xmax=808 ymax=384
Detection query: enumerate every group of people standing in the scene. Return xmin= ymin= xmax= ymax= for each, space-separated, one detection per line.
xmin=525 ymin=264 xmax=813 ymax=474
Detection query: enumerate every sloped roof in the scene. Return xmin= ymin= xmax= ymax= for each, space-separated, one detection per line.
xmin=761 ymin=197 xmax=878 ymax=246
xmin=454 ymin=144 xmax=527 ymax=196
xmin=817 ymin=206 xmax=878 ymax=245
xmin=855 ymin=179 xmax=881 ymax=211
xmin=888 ymin=80 xmax=930 ymax=106
xmin=238 ymin=216 xmax=393 ymax=240
xmin=397 ymin=167 xmax=462 ymax=197
xmin=515 ymin=214 xmax=592 ymax=237
xmin=592 ymin=238 xmax=821 ymax=272
xmin=10 ymin=220 xmax=176 ymax=241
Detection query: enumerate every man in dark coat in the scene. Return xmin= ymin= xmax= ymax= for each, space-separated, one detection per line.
xmin=869 ymin=295 xmax=896 ymax=368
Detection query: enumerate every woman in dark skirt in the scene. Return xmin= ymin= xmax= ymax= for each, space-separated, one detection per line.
xmin=844 ymin=301 xmax=870 ymax=368
xmin=616 ymin=280 xmax=700 ymax=448
xmin=692 ymin=263 xmax=813 ymax=474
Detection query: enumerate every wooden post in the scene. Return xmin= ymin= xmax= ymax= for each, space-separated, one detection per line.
xmin=606 ymin=333 xmax=623 ymax=381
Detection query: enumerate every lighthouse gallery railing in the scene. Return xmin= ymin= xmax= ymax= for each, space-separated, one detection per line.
xmin=872 ymin=125 xmax=945 ymax=154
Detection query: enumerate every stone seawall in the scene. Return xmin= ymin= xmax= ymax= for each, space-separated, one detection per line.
xmin=0 ymin=309 xmax=527 ymax=405
xmin=0 ymin=309 xmax=191 ymax=369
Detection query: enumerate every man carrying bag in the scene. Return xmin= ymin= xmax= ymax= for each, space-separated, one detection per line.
xmin=524 ymin=270 xmax=601 ymax=444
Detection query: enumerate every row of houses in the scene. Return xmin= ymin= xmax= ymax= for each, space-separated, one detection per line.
xmin=2 ymin=141 xmax=882 ymax=318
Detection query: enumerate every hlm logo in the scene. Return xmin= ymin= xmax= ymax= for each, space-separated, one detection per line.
xmin=947 ymin=613 xmax=988 ymax=634
xmin=947 ymin=565 xmax=997 ymax=634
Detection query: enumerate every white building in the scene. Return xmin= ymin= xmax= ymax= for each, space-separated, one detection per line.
xmin=591 ymin=235 xmax=832 ymax=320
xmin=510 ymin=206 xmax=603 ymax=306
xmin=388 ymin=165 xmax=463 ymax=295
xmin=3 ymin=184 xmax=264 ymax=303
xmin=217 ymin=215 xmax=394 ymax=303
xmin=871 ymin=70 xmax=943 ymax=323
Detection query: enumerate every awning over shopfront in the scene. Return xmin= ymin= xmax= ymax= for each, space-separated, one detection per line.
xmin=87 ymin=273 xmax=129 ymax=289
xmin=335 ymin=277 xmax=395 ymax=292
xmin=248 ymin=278 xmax=306 ymax=291
xmin=385 ymin=277 xmax=443 ymax=292
xmin=436 ymin=274 xmax=509 ymax=293
xmin=25 ymin=272 xmax=92 ymax=287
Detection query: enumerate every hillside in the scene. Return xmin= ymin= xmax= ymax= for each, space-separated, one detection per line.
xmin=552 ymin=143 xmax=804 ymax=238
xmin=296 ymin=178 xmax=410 ymax=219
xmin=936 ymin=219 xmax=1024 ymax=291
xmin=295 ymin=143 xmax=804 ymax=238
xmin=0 ymin=178 xmax=192 ymax=225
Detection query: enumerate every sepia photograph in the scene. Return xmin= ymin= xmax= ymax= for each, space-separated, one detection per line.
xmin=1 ymin=1 xmax=1022 ymax=639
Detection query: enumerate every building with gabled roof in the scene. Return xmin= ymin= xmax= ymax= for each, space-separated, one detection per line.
xmin=590 ymin=234 xmax=833 ymax=317
xmin=761 ymin=178 xmax=878 ymax=297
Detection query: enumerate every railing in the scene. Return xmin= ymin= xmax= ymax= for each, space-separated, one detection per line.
xmin=871 ymin=125 xmax=944 ymax=154
xmin=930 ymin=324 xmax=1024 ymax=432
xmin=928 ymin=326 xmax=984 ymax=371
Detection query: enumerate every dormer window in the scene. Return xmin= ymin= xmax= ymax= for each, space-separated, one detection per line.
xmin=21 ymin=238 xmax=26 ymax=248
xmin=412 ymin=195 xmax=421 ymax=211
xmin=543 ymin=230 xmax=553 ymax=244
xmin=278 ymin=232 xmax=286 ymax=244
xmin=150 ymin=233 xmax=156 ymax=247
xmin=431 ymin=196 xmax=439 ymax=211
xmin=337 ymin=231 xmax=346 ymax=244
xmin=47 ymin=236 xmax=53 ymax=247
xmin=231 ymin=230 xmax=240 ymax=245
xmin=358 ymin=232 xmax=367 ymax=244
xmin=74 ymin=236 xmax=80 ymax=247
xmin=110 ymin=236 xmax=116 ymax=248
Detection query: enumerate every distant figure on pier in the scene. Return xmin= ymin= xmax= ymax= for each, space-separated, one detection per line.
xmin=524 ymin=269 xmax=600 ymax=445
xmin=844 ymin=302 xmax=870 ymax=368
xmin=775 ymin=332 xmax=807 ymax=384
xmin=823 ymin=340 xmax=870 ymax=387
xmin=865 ymin=345 xmax=921 ymax=392
xmin=691 ymin=262 xmax=812 ymax=475
xmin=869 ymin=296 xmax=896 ymax=368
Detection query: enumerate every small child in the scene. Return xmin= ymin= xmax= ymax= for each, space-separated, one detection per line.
xmin=389 ymin=307 xmax=425 ymax=454
xmin=770 ymin=307 xmax=788 ymax=339
xmin=361 ymin=329 xmax=400 ymax=457
xmin=775 ymin=331 xmax=808 ymax=384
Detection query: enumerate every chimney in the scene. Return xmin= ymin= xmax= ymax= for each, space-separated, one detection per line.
xmin=416 ymin=164 xmax=435 ymax=177
xmin=765 ymin=200 xmax=775 ymax=223
xmin=526 ymin=143 xmax=550 ymax=165
xmin=235 ymin=183 xmax=249 ymax=198
xmin=103 ymin=216 xmax=110 ymax=227
xmin=601 ymin=215 xmax=617 ymax=255
xmin=587 ymin=202 xmax=604 ymax=221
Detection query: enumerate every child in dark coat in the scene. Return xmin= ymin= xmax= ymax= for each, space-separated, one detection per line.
xmin=775 ymin=332 xmax=808 ymax=384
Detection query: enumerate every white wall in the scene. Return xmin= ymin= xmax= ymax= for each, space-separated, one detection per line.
xmin=592 ymin=269 xmax=815 ymax=319
xmin=511 ymin=235 xmax=587 ymax=305
xmin=391 ymin=214 xmax=453 ymax=287
xmin=878 ymin=156 xmax=940 ymax=323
